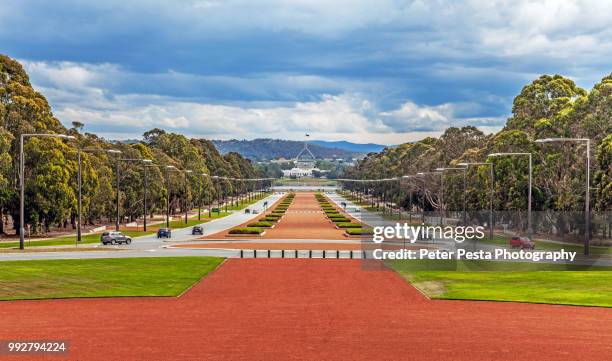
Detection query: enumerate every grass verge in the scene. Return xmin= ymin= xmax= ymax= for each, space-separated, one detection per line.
xmin=387 ymin=259 xmax=612 ymax=307
xmin=0 ymin=257 xmax=224 ymax=301
xmin=0 ymin=231 xmax=153 ymax=249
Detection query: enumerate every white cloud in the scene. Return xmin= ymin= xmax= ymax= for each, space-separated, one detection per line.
xmin=21 ymin=59 xmax=506 ymax=143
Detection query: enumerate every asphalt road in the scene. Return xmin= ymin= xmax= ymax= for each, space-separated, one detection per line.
xmin=0 ymin=193 xmax=284 ymax=261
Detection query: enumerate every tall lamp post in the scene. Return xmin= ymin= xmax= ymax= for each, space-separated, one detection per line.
xmin=212 ymin=175 xmax=220 ymax=216
xmin=488 ymin=153 xmax=532 ymax=237
xmin=117 ymin=157 xmax=152 ymax=231
xmin=76 ymin=148 xmax=123 ymax=244
xmin=436 ymin=167 xmax=468 ymax=226
xmin=458 ymin=162 xmax=494 ymax=240
xmin=535 ymin=138 xmax=591 ymax=255
xmin=19 ymin=133 xmax=75 ymax=249
xmin=198 ymin=173 xmax=208 ymax=220
xmin=417 ymin=171 xmax=443 ymax=225
xmin=164 ymin=166 xmax=179 ymax=227
xmin=402 ymin=175 xmax=429 ymax=224
xmin=141 ymin=159 xmax=154 ymax=231
xmin=183 ymin=170 xmax=193 ymax=224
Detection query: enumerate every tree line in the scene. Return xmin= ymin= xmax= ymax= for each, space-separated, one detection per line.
xmin=0 ymin=55 xmax=260 ymax=235
xmin=342 ymin=74 xmax=611 ymax=241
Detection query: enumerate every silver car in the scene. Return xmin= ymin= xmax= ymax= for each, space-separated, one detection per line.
xmin=100 ymin=231 xmax=132 ymax=245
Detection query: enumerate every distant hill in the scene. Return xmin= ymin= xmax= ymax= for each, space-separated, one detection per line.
xmin=212 ymin=139 xmax=358 ymax=160
xmin=309 ymin=140 xmax=387 ymax=153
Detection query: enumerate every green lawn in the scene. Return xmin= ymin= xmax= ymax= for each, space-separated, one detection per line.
xmin=167 ymin=219 xmax=210 ymax=229
xmin=388 ymin=259 xmax=612 ymax=307
xmin=223 ymin=193 xmax=272 ymax=211
xmin=479 ymin=236 xmax=612 ymax=255
xmin=0 ymin=257 xmax=224 ymax=300
xmin=0 ymin=231 xmax=153 ymax=249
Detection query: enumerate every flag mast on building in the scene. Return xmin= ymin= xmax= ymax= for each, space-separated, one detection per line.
xmin=282 ymin=133 xmax=319 ymax=178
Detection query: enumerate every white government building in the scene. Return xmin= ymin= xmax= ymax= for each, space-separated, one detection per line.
xmin=282 ymin=138 xmax=320 ymax=178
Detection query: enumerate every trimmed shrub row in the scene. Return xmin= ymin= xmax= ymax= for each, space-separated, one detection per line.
xmin=336 ymin=222 xmax=362 ymax=228
xmin=345 ymin=228 xmax=374 ymax=236
xmin=247 ymin=221 xmax=274 ymax=228
xmin=229 ymin=227 xmax=263 ymax=234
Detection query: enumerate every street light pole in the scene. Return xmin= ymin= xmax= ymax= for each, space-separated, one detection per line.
xmin=76 ymin=148 xmax=123 ymax=243
xmin=402 ymin=175 xmax=429 ymax=224
xmin=458 ymin=162 xmax=494 ymax=240
xmin=417 ymin=171 xmax=443 ymax=225
xmin=164 ymin=165 xmax=179 ymax=228
xmin=536 ymin=138 xmax=591 ymax=255
xmin=115 ymin=158 xmax=120 ymax=231
xmin=184 ymin=170 xmax=192 ymax=224
xmin=488 ymin=153 xmax=533 ymax=237
xmin=436 ymin=167 xmax=468 ymax=226
xmin=143 ymin=163 xmax=148 ymax=231
xmin=19 ymin=134 xmax=75 ymax=249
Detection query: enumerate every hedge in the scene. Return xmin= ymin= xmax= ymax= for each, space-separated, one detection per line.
xmin=336 ymin=222 xmax=362 ymax=228
xmin=229 ymin=227 xmax=263 ymax=234
xmin=346 ymin=228 xmax=374 ymax=235
xmin=331 ymin=218 xmax=351 ymax=223
xmin=247 ymin=221 xmax=274 ymax=228
xmin=263 ymin=216 xmax=280 ymax=222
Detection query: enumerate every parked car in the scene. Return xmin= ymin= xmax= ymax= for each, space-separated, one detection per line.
xmin=244 ymin=208 xmax=251 ymax=214
xmin=157 ymin=228 xmax=172 ymax=238
xmin=100 ymin=231 xmax=132 ymax=245
xmin=510 ymin=236 xmax=535 ymax=249
xmin=252 ymin=209 xmax=259 ymax=214
xmin=192 ymin=226 xmax=204 ymax=235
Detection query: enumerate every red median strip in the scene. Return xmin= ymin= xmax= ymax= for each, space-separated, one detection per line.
xmin=1 ymin=259 xmax=611 ymax=360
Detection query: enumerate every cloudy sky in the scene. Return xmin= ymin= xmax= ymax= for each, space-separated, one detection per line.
xmin=1 ymin=0 xmax=611 ymax=145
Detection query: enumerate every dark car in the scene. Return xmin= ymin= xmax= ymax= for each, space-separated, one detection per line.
xmin=157 ymin=228 xmax=172 ymax=238
xmin=192 ymin=226 xmax=204 ymax=235
xmin=100 ymin=231 xmax=132 ymax=245
xmin=510 ymin=236 xmax=535 ymax=249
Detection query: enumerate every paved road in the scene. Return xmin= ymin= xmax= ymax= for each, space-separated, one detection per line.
xmin=2 ymin=190 xmax=610 ymax=267
xmin=0 ymin=193 xmax=284 ymax=261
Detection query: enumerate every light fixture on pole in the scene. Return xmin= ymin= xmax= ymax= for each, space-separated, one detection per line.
xmin=458 ymin=162 xmax=494 ymax=241
xmin=417 ymin=171 xmax=443 ymax=225
xmin=488 ymin=153 xmax=532 ymax=237
xmin=535 ymin=137 xmax=591 ymax=255
xmin=19 ymin=134 xmax=75 ymax=249
xmin=184 ymin=170 xmax=193 ymax=224
xmin=164 ymin=165 xmax=179 ymax=228
xmin=436 ymin=166 xmax=468 ymax=225
xmin=76 ymin=148 xmax=124 ymax=243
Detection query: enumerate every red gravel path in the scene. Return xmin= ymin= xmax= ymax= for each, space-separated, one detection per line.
xmin=202 ymin=192 xmax=354 ymax=240
xmin=1 ymin=259 xmax=611 ymax=360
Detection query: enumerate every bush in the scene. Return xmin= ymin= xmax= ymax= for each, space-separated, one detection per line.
xmin=336 ymin=222 xmax=362 ymax=228
xmin=229 ymin=227 xmax=263 ymax=234
xmin=247 ymin=221 xmax=274 ymax=228
xmin=346 ymin=228 xmax=374 ymax=235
